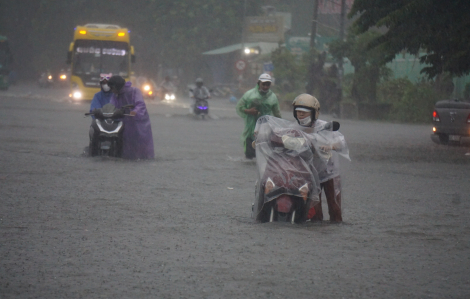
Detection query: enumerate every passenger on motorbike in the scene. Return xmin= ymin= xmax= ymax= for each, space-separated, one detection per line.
xmin=88 ymin=73 xmax=113 ymax=156
xmin=292 ymin=94 xmax=348 ymax=222
xmin=189 ymin=78 xmax=211 ymax=114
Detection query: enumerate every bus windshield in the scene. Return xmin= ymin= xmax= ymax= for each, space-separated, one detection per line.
xmin=72 ymin=40 xmax=129 ymax=77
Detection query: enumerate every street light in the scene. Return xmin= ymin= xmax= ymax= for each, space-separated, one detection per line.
xmin=244 ymin=47 xmax=260 ymax=55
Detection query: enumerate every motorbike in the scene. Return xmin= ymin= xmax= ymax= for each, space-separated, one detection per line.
xmin=252 ymin=116 xmax=347 ymax=224
xmin=38 ymin=71 xmax=54 ymax=88
xmin=141 ymin=82 xmax=156 ymax=99
xmin=194 ymin=97 xmax=209 ymax=119
xmin=85 ymin=103 xmax=135 ymax=157
xmin=163 ymin=89 xmax=176 ymax=101
xmin=56 ymin=69 xmax=69 ymax=87
xmin=136 ymin=76 xmax=156 ymax=100
xmin=189 ymin=88 xmax=210 ymax=119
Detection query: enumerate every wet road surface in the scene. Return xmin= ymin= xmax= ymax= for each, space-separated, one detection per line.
xmin=1 ymin=83 xmax=469 ymax=298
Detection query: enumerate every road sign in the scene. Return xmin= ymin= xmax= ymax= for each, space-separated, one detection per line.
xmin=235 ymin=60 xmax=246 ymax=71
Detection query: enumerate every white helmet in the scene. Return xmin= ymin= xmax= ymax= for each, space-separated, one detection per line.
xmin=292 ymin=94 xmax=320 ymax=124
xmin=258 ymin=73 xmax=272 ymax=83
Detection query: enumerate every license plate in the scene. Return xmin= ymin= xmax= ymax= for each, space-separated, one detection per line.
xmin=449 ymin=135 xmax=461 ymax=141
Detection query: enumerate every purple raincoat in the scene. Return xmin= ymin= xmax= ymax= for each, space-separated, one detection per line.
xmin=110 ymin=82 xmax=155 ymax=159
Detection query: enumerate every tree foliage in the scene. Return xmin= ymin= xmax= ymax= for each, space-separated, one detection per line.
xmin=349 ymin=0 xmax=470 ymax=78
xmin=329 ymin=30 xmax=392 ymax=104
xmin=0 ymin=0 xmax=262 ymax=80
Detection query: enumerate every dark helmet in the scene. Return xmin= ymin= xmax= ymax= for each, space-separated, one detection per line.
xmin=107 ymin=75 xmax=126 ymax=93
xmin=196 ymin=77 xmax=203 ymax=87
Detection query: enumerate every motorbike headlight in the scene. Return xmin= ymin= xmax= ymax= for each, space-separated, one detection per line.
xmin=149 ymin=91 xmax=153 ymax=95
xmin=170 ymin=94 xmax=175 ymax=100
xmin=48 ymin=75 xmax=52 ymax=80
xmin=60 ymin=75 xmax=67 ymax=80
xmin=144 ymin=85 xmax=150 ymax=91
xmin=73 ymin=91 xmax=82 ymax=100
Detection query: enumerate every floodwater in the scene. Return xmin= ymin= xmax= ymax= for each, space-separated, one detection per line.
xmin=1 ymin=83 xmax=469 ymax=298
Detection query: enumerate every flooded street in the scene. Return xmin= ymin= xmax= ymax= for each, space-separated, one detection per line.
xmin=1 ymin=84 xmax=469 ymax=298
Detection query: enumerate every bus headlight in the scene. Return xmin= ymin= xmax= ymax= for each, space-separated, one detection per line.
xmin=73 ymin=91 xmax=82 ymax=100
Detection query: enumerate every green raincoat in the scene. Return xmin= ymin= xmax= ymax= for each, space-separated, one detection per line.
xmin=236 ymin=86 xmax=281 ymax=150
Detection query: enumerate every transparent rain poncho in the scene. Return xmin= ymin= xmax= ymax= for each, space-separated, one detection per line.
xmin=252 ymin=116 xmax=349 ymax=220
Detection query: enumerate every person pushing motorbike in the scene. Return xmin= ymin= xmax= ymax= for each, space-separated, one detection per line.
xmin=292 ymin=94 xmax=348 ymax=222
xmin=107 ymin=75 xmax=155 ymax=160
xmin=236 ymin=73 xmax=281 ymax=159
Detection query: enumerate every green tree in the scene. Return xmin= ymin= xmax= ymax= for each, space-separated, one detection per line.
xmin=329 ymin=30 xmax=392 ymax=104
xmin=350 ymin=0 xmax=470 ymax=78
xmin=3 ymin=0 xmax=262 ymax=80
xmin=271 ymin=46 xmax=306 ymax=93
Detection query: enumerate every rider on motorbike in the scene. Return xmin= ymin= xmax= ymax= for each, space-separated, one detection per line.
xmin=88 ymin=74 xmax=113 ymax=156
xmin=189 ymin=77 xmax=210 ymax=114
xmin=292 ymin=94 xmax=349 ymax=222
xmin=252 ymin=94 xmax=349 ymax=223
xmin=160 ymin=76 xmax=175 ymax=96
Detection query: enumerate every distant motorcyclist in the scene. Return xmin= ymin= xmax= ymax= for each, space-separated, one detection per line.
xmin=236 ymin=73 xmax=281 ymax=159
xmin=160 ymin=75 xmax=175 ymax=96
xmin=88 ymin=73 xmax=113 ymax=156
xmin=189 ymin=77 xmax=210 ymax=114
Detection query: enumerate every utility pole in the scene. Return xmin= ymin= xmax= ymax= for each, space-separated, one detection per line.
xmin=338 ymin=0 xmax=346 ymax=84
xmin=309 ymin=0 xmax=320 ymax=49
xmin=241 ymin=0 xmax=247 ymax=55
xmin=306 ymin=0 xmax=320 ymax=94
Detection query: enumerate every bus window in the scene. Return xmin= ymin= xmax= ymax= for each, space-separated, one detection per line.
xmin=73 ymin=40 xmax=129 ymax=77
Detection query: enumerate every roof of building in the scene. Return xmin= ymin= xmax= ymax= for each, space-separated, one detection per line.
xmin=202 ymin=42 xmax=280 ymax=55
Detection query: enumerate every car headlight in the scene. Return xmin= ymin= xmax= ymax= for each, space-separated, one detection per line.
xmin=170 ymin=94 xmax=175 ymax=100
xmin=165 ymin=94 xmax=170 ymax=100
xmin=73 ymin=91 xmax=82 ymax=100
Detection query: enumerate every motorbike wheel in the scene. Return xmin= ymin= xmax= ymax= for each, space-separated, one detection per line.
xmin=255 ymin=183 xmax=273 ymax=223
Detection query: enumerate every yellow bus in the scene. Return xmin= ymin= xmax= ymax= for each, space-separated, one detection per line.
xmin=66 ymin=24 xmax=135 ymax=100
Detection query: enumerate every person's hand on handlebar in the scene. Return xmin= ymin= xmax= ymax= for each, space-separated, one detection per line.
xmin=129 ymin=111 xmax=137 ymax=116
xmin=92 ymin=109 xmax=103 ymax=119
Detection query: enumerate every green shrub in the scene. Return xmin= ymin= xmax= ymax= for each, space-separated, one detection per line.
xmin=378 ymin=78 xmax=414 ymax=104
xmin=389 ymin=82 xmax=442 ymax=123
